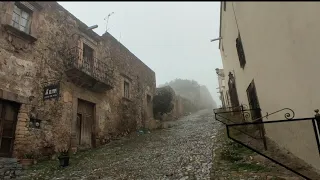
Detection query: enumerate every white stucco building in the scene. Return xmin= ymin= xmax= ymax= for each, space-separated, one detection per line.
xmin=217 ymin=1 xmax=320 ymax=176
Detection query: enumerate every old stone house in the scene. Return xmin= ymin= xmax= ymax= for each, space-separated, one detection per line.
xmin=217 ymin=1 xmax=320 ymax=177
xmin=0 ymin=1 xmax=156 ymax=159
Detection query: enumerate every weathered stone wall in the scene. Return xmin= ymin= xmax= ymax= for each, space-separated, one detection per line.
xmin=102 ymin=32 xmax=156 ymax=129
xmin=0 ymin=1 xmax=156 ymax=158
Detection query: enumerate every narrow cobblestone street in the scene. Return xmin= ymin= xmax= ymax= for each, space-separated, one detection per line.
xmin=23 ymin=109 xmax=219 ymax=180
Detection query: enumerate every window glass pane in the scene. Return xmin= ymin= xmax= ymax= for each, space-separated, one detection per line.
xmin=13 ymin=5 xmax=21 ymax=14
xmin=24 ymin=26 xmax=30 ymax=34
xmin=19 ymin=26 xmax=26 ymax=32
xmin=11 ymin=5 xmax=31 ymax=34
xmin=20 ymin=17 xmax=27 ymax=27
xmin=12 ymin=12 xmax=20 ymax=24
xmin=13 ymin=22 xmax=20 ymax=29
xmin=21 ymin=11 xmax=29 ymax=19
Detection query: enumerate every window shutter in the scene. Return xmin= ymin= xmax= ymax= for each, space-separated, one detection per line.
xmin=236 ymin=35 xmax=246 ymax=68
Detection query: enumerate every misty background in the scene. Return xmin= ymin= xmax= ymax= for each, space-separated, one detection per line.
xmin=58 ymin=2 xmax=223 ymax=106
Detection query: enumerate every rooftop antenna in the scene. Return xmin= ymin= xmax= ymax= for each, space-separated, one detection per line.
xmin=104 ymin=12 xmax=115 ymax=33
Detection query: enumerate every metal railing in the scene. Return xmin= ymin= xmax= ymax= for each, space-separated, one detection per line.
xmin=213 ymin=105 xmax=266 ymax=146
xmin=213 ymin=106 xmax=320 ymax=179
xmin=65 ymin=47 xmax=114 ymax=86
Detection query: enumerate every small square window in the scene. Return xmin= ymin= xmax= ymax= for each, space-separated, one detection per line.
xmin=10 ymin=5 xmax=31 ymax=34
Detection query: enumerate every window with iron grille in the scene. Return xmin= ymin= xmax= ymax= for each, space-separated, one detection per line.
xmin=236 ymin=33 xmax=246 ymax=68
xmin=124 ymin=81 xmax=130 ymax=99
xmin=11 ymin=4 xmax=31 ymax=34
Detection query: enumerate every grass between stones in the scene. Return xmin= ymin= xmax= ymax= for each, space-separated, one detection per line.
xmin=211 ymin=127 xmax=292 ymax=180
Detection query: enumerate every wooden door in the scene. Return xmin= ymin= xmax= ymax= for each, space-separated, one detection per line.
xmin=77 ymin=99 xmax=94 ymax=149
xmin=0 ymin=100 xmax=19 ymax=157
xmin=76 ymin=113 xmax=82 ymax=145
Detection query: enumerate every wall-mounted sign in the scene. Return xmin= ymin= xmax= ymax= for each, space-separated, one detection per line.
xmin=43 ymin=84 xmax=60 ymax=100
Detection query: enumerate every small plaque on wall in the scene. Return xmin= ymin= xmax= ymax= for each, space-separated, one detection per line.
xmin=43 ymin=84 xmax=60 ymax=100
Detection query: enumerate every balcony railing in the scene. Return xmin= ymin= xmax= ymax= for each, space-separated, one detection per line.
xmin=64 ymin=47 xmax=114 ymax=92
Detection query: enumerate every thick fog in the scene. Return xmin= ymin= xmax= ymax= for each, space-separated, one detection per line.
xmin=58 ymin=2 xmax=223 ymax=106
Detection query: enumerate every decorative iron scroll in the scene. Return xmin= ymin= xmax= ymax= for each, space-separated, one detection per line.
xmin=214 ymin=106 xmax=296 ymax=125
xmin=243 ymin=111 xmax=251 ymax=121
xmin=213 ymin=104 xmax=257 ymax=125
xmin=263 ymin=108 xmax=295 ymax=121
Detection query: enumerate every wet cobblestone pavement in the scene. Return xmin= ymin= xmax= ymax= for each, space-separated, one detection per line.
xmin=23 ymin=109 xmax=219 ymax=180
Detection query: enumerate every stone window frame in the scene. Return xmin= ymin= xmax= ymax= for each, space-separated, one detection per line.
xmin=120 ymin=73 xmax=133 ymax=101
xmin=123 ymin=80 xmax=130 ymax=99
xmin=1 ymin=2 xmax=42 ymax=42
xmin=11 ymin=3 xmax=32 ymax=34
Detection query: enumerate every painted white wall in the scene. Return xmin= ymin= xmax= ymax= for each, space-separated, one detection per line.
xmin=220 ymin=2 xmax=320 ymax=170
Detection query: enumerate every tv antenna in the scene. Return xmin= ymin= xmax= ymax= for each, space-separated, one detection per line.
xmin=104 ymin=12 xmax=115 ymax=33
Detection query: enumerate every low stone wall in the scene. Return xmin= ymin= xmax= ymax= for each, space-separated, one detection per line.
xmin=0 ymin=158 xmax=23 ymax=179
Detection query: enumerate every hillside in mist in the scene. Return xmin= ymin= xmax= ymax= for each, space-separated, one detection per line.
xmin=159 ymin=79 xmax=217 ymax=110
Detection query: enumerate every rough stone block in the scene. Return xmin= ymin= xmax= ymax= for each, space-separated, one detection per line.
xmin=15 ymin=170 xmax=22 ymax=176
xmin=15 ymin=130 xmax=27 ymax=136
xmin=63 ymin=91 xmax=72 ymax=103
xmin=0 ymin=169 xmax=6 ymax=175
xmin=0 ymin=158 xmax=17 ymax=164
xmin=17 ymin=121 xmax=28 ymax=127
xmin=17 ymin=113 xmax=29 ymax=119
xmin=15 ymin=135 xmax=25 ymax=139
xmin=19 ymin=104 xmax=29 ymax=113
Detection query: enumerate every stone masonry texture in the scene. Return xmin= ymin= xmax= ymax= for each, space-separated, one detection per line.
xmin=0 ymin=1 xmax=156 ymax=160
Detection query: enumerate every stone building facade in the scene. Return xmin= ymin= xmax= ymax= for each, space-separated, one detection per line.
xmin=0 ymin=1 xmax=156 ymax=159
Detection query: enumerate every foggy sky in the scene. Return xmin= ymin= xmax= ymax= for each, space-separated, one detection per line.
xmin=58 ymin=2 xmax=223 ymax=106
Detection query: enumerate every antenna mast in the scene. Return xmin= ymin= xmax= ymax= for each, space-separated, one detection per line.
xmin=104 ymin=12 xmax=115 ymax=33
